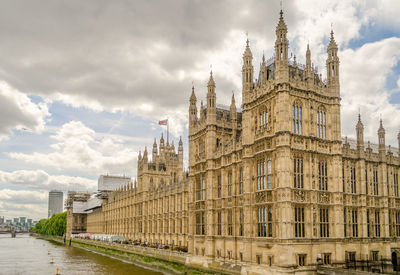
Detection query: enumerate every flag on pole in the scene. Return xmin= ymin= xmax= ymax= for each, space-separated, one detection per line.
xmin=158 ymin=119 xmax=168 ymax=125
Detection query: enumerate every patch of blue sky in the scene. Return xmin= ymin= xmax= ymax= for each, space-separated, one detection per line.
xmin=347 ymin=24 xmax=400 ymax=50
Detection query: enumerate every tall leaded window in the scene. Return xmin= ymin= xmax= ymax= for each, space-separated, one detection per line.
xmin=319 ymin=160 xmax=328 ymax=191
xmin=294 ymin=207 xmax=305 ymax=238
xmin=227 ymin=210 xmax=233 ymax=235
xmin=320 ymin=208 xmax=329 ymax=237
xmin=259 ymin=109 xmax=269 ymax=129
xmin=267 ymin=158 xmax=272 ymax=189
xmin=374 ymin=210 xmax=380 ymax=237
xmin=228 ymin=172 xmax=233 ymax=197
xmin=294 ymin=157 xmax=304 ymax=189
xmin=292 ymin=103 xmax=302 ymax=135
xmin=196 ymin=211 xmax=206 ymax=235
xmin=365 ymin=168 xmax=368 ymax=195
xmin=344 ymin=209 xmax=347 ymax=237
xmin=373 ymin=167 xmax=378 ymax=195
xmin=217 ymin=175 xmax=222 ymax=198
xmin=257 ymin=206 xmax=272 ymax=237
xmin=367 ymin=209 xmax=371 ymax=237
xmin=257 ymin=159 xmax=266 ymax=190
xmin=239 ymin=168 xmax=243 ymax=194
xmin=342 ymin=163 xmax=345 ymax=192
xmin=196 ymin=176 xmax=206 ymax=201
xmin=217 ymin=211 xmax=222 ymax=235
xmin=257 ymin=206 xmax=266 ymax=237
xmin=394 ymin=172 xmax=399 ymax=197
xmin=239 ymin=208 xmax=244 ymax=236
xmin=396 ymin=211 xmax=400 ymax=237
xmin=317 ymin=109 xmax=326 ymax=139
xmin=351 ymin=209 xmax=358 ymax=237
xmin=350 ymin=165 xmax=356 ymax=194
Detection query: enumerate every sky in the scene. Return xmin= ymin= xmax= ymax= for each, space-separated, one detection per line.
xmin=0 ymin=0 xmax=399 ymax=220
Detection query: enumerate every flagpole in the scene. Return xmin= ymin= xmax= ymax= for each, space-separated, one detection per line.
xmin=167 ymin=119 xmax=169 ymax=144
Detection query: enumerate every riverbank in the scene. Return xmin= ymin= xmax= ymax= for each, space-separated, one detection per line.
xmin=35 ymin=235 xmax=231 ymax=275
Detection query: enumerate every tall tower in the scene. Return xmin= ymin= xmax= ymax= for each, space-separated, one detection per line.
xmin=275 ymin=9 xmax=289 ymax=82
xmin=48 ymin=190 xmax=63 ymax=218
xmin=242 ymin=38 xmax=253 ymax=103
xmin=326 ymin=30 xmax=340 ymax=94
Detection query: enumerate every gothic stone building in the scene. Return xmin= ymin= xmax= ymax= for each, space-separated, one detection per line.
xmin=187 ymin=10 xmax=400 ymax=272
xmin=100 ymin=135 xmax=189 ymax=247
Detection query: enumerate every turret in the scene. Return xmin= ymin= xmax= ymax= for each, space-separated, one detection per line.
xmin=242 ymin=37 xmax=253 ymax=101
xmin=200 ymin=100 xmax=205 ymax=122
xmin=143 ymin=146 xmax=148 ymax=163
xmin=178 ymin=136 xmax=183 ymax=154
xmin=378 ymin=119 xmax=385 ymax=155
xmin=159 ymin=133 xmax=165 ymax=155
xmin=398 ymin=131 xmax=400 ymax=157
xmin=189 ymin=85 xmax=197 ymax=127
xmin=306 ymin=43 xmax=311 ymax=72
xmin=326 ymin=29 xmax=340 ymax=93
xmin=259 ymin=53 xmax=267 ymax=84
xmin=356 ymin=113 xmax=364 ymax=150
xmin=152 ymin=138 xmax=158 ymax=159
xmin=275 ymin=9 xmax=289 ymax=81
xmin=206 ymin=71 xmax=216 ymax=124
xmin=230 ymin=92 xmax=237 ymax=122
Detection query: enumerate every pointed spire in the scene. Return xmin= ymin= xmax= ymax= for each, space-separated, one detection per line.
xmin=190 ymin=84 xmax=196 ymax=102
xmin=231 ymin=92 xmax=236 ymax=105
xmin=262 ymin=52 xmax=266 ymax=64
xmin=328 ymin=28 xmax=338 ymax=50
xmin=208 ymin=70 xmax=215 ymax=87
xmin=179 ymin=136 xmax=183 ymax=146
xmin=276 ymin=7 xmax=287 ymax=32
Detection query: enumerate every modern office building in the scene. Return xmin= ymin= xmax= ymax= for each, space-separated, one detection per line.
xmin=48 ymin=190 xmax=64 ymax=218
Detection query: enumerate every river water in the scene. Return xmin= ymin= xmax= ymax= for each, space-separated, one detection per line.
xmin=0 ymin=234 xmax=162 ymax=275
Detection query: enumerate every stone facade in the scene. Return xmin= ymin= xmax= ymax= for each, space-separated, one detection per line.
xmin=187 ymin=9 xmax=400 ymax=273
xmin=76 ymin=136 xmax=190 ymax=248
xmin=65 ymin=9 xmax=400 ymax=274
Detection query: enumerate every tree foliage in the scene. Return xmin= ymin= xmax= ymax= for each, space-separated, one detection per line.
xmin=31 ymin=212 xmax=66 ymax=236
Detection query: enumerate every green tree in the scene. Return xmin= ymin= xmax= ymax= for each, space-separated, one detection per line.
xmin=31 ymin=212 xmax=67 ymax=236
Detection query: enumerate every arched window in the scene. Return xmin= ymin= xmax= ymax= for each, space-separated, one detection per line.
xmin=317 ymin=108 xmax=326 ymax=139
xmin=292 ymin=102 xmax=302 ymax=135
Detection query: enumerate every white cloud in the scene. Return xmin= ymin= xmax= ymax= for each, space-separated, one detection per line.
xmin=0 ymin=189 xmax=48 ymax=220
xmin=8 ymin=121 xmax=138 ymax=176
xmin=340 ymin=37 xmax=400 ymax=146
xmin=0 ymin=81 xmax=50 ymax=141
xmin=0 ymin=170 xmax=97 ymax=191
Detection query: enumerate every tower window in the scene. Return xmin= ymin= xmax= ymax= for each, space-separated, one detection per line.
xmin=373 ymin=167 xmax=378 ymax=195
xmin=294 ymin=207 xmax=305 ymax=237
xmin=227 ymin=210 xmax=233 ymax=235
xmin=294 ymin=157 xmax=303 ymax=189
xmin=292 ymin=103 xmax=302 ymax=135
xmin=217 ymin=211 xmax=222 ymax=235
xmin=257 ymin=206 xmax=273 ymax=237
xmin=350 ymin=165 xmax=356 ymax=194
xmin=228 ymin=172 xmax=233 ymax=197
xmin=318 ymin=160 xmax=328 ymax=191
xmin=257 ymin=159 xmax=266 ymax=191
xmin=320 ymin=207 xmax=329 ymax=237
xmin=351 ymin=209 xmax=358 ymax=237
xmin=317 ymin=110 xmax=326 ymax=139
